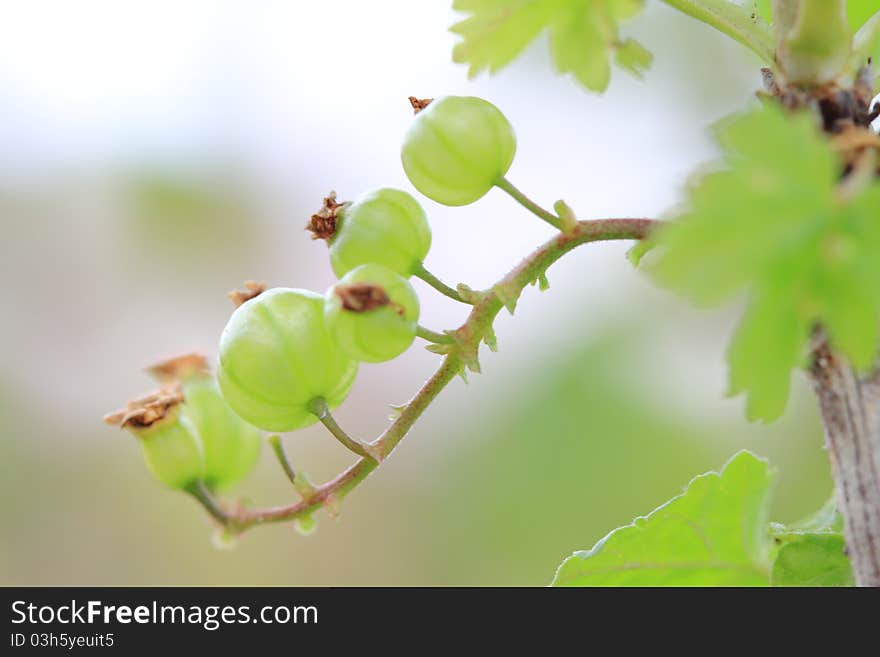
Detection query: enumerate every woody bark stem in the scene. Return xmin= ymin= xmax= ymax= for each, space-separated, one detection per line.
xmin=810 ymin=343 xmax=880 ymax=586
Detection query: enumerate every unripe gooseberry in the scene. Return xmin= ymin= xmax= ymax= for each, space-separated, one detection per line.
xmin=104 ymin=384 xmax=204 ymax=491
xmin=401 ymin=95 xmax=516 ymax=206
xmin=313 ymin=188 xmax=431 ymax=278
xmin=217 ymin=288 xmax=358 ymax=432
xmin=324 ymin=263 xmax=420 ymax=363
xmin=181 ymin=377 xmax=262 ymax=491
xmin=147 ymin=353 xmax=262 ymax=491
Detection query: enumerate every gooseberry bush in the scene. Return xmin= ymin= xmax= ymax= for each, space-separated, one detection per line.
xmin=105 ymin=0 xmax=880 ymax=586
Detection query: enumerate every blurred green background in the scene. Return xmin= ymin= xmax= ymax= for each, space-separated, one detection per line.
xmin=0 ymin=1 xmax=832 ymax=585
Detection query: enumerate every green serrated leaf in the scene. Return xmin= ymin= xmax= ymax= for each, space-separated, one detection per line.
xmin=651 ymin=103 xmax=880 ymax=422
xmin=769 ymin=498 xmax=853 ymax=587
xmin=770 ymin=535 xmax=853 ymax=586
xmin=552 ymin=451 xmax=774 ymax=586
xmin=549 ymin=4 xmax=613 ymax=92
xmin=450 ymin=0 xmax=560 ymax=78
xmin=451 ymin=0 xmax=650 ymax=92
xmin=727 ymin=278 xmax=810 ymax=423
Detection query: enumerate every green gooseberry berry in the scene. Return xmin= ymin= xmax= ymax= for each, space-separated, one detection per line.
xmin=401 ymin=95 xmax=516 ymax=206
xmin=180 ymin=376 xmax=262 ymax=491
xmin=311 ymin=188 xmax=431 ymax=278
xmin=324 ymin=263 xmax=420 ymax=363
xmin=104 ymin=385 xmax=204 ymax=491
xmin=147 ymin=353 xmax=262 ymax=491
xmin=217 ymin=288 xmax=358 ymax=432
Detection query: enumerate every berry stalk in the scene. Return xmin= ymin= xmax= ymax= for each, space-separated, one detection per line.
xmin=221 ymin=217 xmax=654 ymax=534
xmin=416 ymin=325 xmax=454 ymax=344
xmin=495 ymin=177 xmax=564 ymax=231
xmin=412 ymin=263 xmax=469 ymax=304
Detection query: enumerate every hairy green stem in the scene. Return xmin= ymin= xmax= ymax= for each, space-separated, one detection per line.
xmin=413 ymin=263 xmax=469 ymax=304
xmin=268 ymin=435 xmax=298 ymax=488
xmin=416 ymin=325 xmax=454 ymax=344
xmin=308 ymin=397 xmax=374 ymax=459
xmin=189 ymin=481 xmax=231 ymax=525
xmin=223 ymin=217 xmax=654 ymax=534
xmin=495 ymin=177 xmax=563 ymax=230
xmin=659 ymin=0 xmax=775 ymax=64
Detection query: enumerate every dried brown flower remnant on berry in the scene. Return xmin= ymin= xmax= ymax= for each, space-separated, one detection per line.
xmin=229 ymin=280 xmax=267 ymax=307
xmin=335 ymin=283 xmax=404 ymax=316
xmin=307 ymin=192 xmax=345 ymax=240
xmin=103 ymin=383 xmax=184 ymax=429
xmin=408 ymin=97 xmax=433 ymax=114
xmin=146 ymin=353 xmax=209 ymax=383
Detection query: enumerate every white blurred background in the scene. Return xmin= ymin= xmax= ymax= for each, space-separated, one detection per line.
xmin=0 ymin=1 xmax=832 ymax=585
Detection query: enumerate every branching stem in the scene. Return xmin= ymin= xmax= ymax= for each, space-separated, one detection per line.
xmin=217 ymin=217 xmax=654 ymax=534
